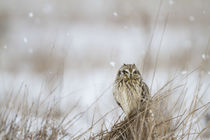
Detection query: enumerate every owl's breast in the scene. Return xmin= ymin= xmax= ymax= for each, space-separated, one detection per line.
xmin=116 ymin=84 xmax=142 ymax=115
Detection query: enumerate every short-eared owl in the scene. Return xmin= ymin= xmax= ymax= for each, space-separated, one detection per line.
xmin=113 ymin=64 xmax=150 ymax=115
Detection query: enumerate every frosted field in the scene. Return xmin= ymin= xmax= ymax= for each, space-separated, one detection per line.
xmin=0 ymin=59 xmax=209 ymax=137
xmin=1 ymin=21 xmax=210 ymax=138
xmin=1 ymin=21 xmax=210 ymax=137
xmin=0 ymin=0 xmax=210 ymax=139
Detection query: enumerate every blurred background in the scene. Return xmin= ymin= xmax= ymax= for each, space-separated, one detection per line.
xmin=0 ymin=0 xmax=210 ymax=137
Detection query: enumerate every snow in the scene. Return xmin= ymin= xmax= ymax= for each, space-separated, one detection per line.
xmin=0 ymin=1 xmax=210 ymax=137
xmin=189 ymin=16 xmax=195 ymax=21
xmin=181 ymin=70 xmax=187 ymax=75
xmin=168 ymin=0 xmax=174 ymax=5
xmin=1 ymin=67 xmax=209 ymax=137
xmin=109 ymin=61 xmax=115 ymax=67
xmin=5 ymin=19 xmax=209 ymax=57
xmin=113 ymin=12 xmax=118 ymax=17
xmin=23 ymin=37 xmax=28 ymax=44
xmin=201 ymin=54 xmax=206 ymax=60
xmin=28 ymin=12 xmax=34 ymax=18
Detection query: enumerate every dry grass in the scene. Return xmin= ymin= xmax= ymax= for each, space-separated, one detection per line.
xmin=0 ymin=85 xmax=79 ymax=140
xmin=0 ymin=6 xmax=209 ymax=139
xmin=0 ymin=45 xmax=209 ymax=139
xmin=0 ymin=50 xmax=209 ymax=140
xmin=88 ymin=76 xmax=209 ymax=140
xmin=0 ymin=0 xmax=210 ymax=139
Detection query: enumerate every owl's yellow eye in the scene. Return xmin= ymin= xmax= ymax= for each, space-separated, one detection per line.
xmin=122 ymin=70 xmax=129 ymax=74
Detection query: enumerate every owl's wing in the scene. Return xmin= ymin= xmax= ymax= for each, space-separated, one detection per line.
xmin=113 ymin=86 xmax=123 ymax=110
xmin=116 ymin=100 xmax=123 ymax=109
xmin=141 ymin=82 xmax=150 ymax=101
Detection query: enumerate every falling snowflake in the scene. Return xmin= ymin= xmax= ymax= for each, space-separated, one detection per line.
xmin=4 ymin=45 xmax=7 ymax=49
xmin=181 ymin=70 xmax=187 ymax=75
xmin=23 ymin=37 xmax=28 ymax=44
xmin=189 ymin=16 xmax=195 ymax=21
xmin=201 ymin=54 xmax=206 ymax=60
xmin=208 ymin=71 xmax=210 ymax=75
xmin=202 ymin=10 xmax=206 ymax=14
xmin=110 ymin=61 xmax=115 ymax=67
xmin=28 ymin=12 xmax=34 ymax=18
xmin=168 ymin=0 xmax=174 ymax=5
xmin=113 ymin=12 xmax=118 ymax=17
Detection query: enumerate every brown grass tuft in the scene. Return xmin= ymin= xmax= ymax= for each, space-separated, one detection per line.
xmin=89 ymin=77 xmax=209 ymax=140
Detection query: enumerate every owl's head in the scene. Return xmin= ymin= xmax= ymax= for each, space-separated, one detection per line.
xmin=117 ymin=64 xmax=142 ymax=81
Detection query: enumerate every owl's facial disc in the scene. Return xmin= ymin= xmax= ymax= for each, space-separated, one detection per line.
xmin=132 ymin=69 xmax=141 ymax=80
xmin=120 ymin=69 xmax=130 ymax=80
xmin=122 ymin=69 xmax=129 ymax=75
xmin=119 ymin=64 xmax=142 ymax=81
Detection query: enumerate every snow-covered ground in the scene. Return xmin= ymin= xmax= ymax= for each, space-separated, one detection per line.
xmin=0 ymin=65 xmax=209 ymax=136
xmin=0 ymin=0 xmax=210 ymax=138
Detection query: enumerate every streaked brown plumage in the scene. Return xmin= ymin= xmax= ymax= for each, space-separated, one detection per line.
xmin=113 ymin=64 xmax=150 ymax=115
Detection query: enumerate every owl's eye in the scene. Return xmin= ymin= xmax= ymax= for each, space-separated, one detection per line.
xmin=133 ymin=70 xmax=139 ymax=74
xmin=122 ymin=70 xmax=129 ymax=74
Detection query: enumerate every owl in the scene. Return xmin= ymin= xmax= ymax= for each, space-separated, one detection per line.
xmin=113 ymin=64 xmax=150 ymax=115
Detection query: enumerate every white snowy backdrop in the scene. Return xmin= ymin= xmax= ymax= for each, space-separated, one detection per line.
xmin=0 ymin=0 xmax=210 ymax=138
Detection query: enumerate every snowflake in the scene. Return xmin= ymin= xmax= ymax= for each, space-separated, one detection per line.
xmin=168 ymin=0 xmax=174 ymax=5
xmin=28 ymin=12 xmax=34 ymax=18
xmin=201 ymin=54 xmax=206 ymax=60
xmin=110 ymin=61 xmax=115 ymax=67
xmin=4 ymin=45 xmax=7 ymax=49
xmin=113 ymin=12 xmax=118 ymax=17
xmin=208 ymin=71 xmax=210 ymax=75
xmin=181 ymin=70 xmax=187 ymax=75
xmin=23 ymin=37 xmax=28 ymax=44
